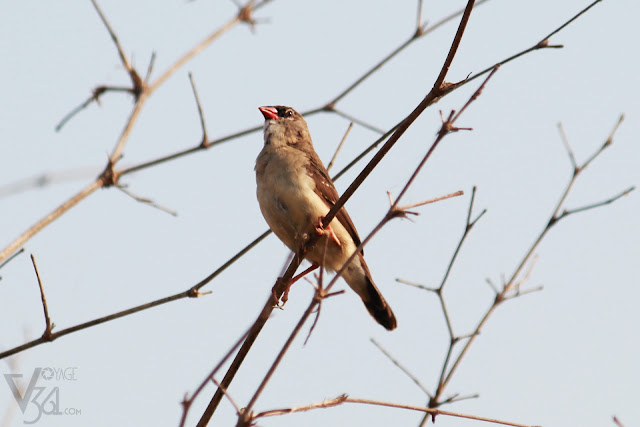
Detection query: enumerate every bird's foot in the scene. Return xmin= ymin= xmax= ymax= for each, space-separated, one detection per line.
xmin=315 ymin=217 xmax=341 ymax=246
xmin=272 ymin=264 xmax=320 ymax=308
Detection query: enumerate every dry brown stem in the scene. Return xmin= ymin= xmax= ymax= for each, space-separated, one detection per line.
xmin=249 ymin=394 xmax=538 ymax=427
xmin=29 ymin=255 xmax=54 ymax=341
xmin=0 ymin=231 xmax=270 ymax=359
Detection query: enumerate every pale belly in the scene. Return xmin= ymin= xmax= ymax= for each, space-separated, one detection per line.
xmin=256 ymin=152 xmax=356 ymax=270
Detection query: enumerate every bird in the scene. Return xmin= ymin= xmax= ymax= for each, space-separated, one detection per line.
xmin=255 ymin=105 xmax=397 ymax=330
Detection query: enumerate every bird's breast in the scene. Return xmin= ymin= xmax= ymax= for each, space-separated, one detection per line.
xmin=256 ymin=147 xmax=326 ymax=248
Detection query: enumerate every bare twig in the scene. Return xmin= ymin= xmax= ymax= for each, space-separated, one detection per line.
xmin=0 ymin=248 xmax=24 ymax=277
xmin=115 ymin=185 xmax=178 ymax=217
xmin=331 ymin=108 xmax=386 ymax=134
xmin=91 ymin=0 xmax=136 ymax=77
xmin=0 ymin=231 xmax=270 ymax=360
xmin=553 ymin=186 xmax=634 ymax=223
xmin=30 ymin=255 xmax=54 ymax=340
xmin=252 ymin=394 xmax=538 ymax=427
xmin=327 ymin=0 xmax=491 ymax=107
xmin=345 ymin=398 xmax=539 ymax=427
xmin=178 ymin=328 xmax=251 ymax=427
xmin=144 ymin=52 xmax=157 ymax=83
xmin=371 ymin=339 xmax=432 ymax=398
xmin=557 ymin=122 xmax=577 ymax=170
xmin=390 ymin=190 xmax=464 ymax=218
xmin=256 ymin=394 xmax=348 ymax=418
xmin=148 ymin=0 xmax=269 ymax=92
xmin=55 ymin=86 xmax=133 ymax=131
xmin=327 ymin=122 xmax=353 ymax=172
xmin=0 ymin=180 xmax=103 ymax=264
xmin=188 ymin=72 xmax=209 ymax=146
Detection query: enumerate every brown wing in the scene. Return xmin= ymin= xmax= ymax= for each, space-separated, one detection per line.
xmin=304 ymin=151 xmax=363 ymax=253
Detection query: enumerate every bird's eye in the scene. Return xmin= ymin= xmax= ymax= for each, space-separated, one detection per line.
xmin=285 ymin=110 xmax=294 ymax=117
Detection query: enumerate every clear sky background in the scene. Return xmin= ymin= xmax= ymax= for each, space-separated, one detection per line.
xmin=1 ymin=1 xmax=638 ymax=426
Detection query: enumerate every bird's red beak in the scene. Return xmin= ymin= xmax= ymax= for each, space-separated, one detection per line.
xmin=259 ymin=106 xmax=279 ymax=121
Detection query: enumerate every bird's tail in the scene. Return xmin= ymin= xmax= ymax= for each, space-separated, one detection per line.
xmin=342 ymin=254 xmax=397 ymax=330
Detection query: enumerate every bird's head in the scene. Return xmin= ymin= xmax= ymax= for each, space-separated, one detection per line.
xmin=259 ymin=105 xmax=311 ymax=148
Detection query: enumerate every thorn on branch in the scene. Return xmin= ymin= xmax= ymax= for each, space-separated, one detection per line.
xmin=188 ymin=288 xmax=213 ymax=298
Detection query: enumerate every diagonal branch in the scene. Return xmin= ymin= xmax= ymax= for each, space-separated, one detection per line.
xmin=0 ymin=231 xmax=270 ymax=360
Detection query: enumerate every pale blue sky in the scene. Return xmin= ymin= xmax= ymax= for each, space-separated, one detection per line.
xmin=1 ymin=1 xmax=638 ymax=426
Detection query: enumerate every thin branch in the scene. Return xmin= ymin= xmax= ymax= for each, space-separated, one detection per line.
xmin=178 ymin=328 xmax=251 ymax=427
xmin=30 ymin=255 xmax=53 ymax=340
xmin=91 ymin=0 xmax=135 ymax=76
xmin=449 ymin=1 xmax=606 ymax=95
xmin=144 ymin=52 xmax=157 ymax=83
xmin=0 ymin=231 xmax=270 ymax=360
xmin=240 ymin=285 xmax=327 ymax=423
xmin=554 ymin=186 xmax=635 ymax=223
xmin=579 ymin=113 xmax=624 ymax=172
xmin=327 ymin=122 xmax=353 ymax=172
xmin=55 ymin=86 xmax=133 ymax=132
xmin=543 ymin=0 xmax=603 ymax=41
xmin=148 ymin=0 xmax=270 ymax=92
xmin=328 ymin=0 xmax=491 ymax=106
xmin=256 ymin=394 xmax=348 ymax=418
xmin=0 ymin=248 xmax=24 ymax=277
xmin=371 ymin=338 xmax=432 ymax=398
xmin=254 ymin=394 xmax=539 ymax=427
xmin=345 ymin=398 xmax=539 ymax=427
xmin=439 ymin=392 xmax=480 ymax=405
xmin=0 ymin=179 xmax=103 ymax=265
xmin=557 ymin=122 xmax=577 ymax=170
xmin=391 ymin=190 xmax=464 ymax=218
xmin=502 ymin=285 xmax=544 ymax=302
xmin=395 ymin=278 xmax=438 ymax=292
xmin=331 ymin=108 xmax=386 ymax=134
xmin=116 ymin=185 xmax=178 ymax=217
xmin=416 ymin=0 xmax=425 ymax=32
xmin=188 ymin=72 xmax=209 ymax=145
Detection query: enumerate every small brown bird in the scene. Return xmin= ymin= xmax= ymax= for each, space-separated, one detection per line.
xmin=255 ymin=105 xmax=397 ymax=330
